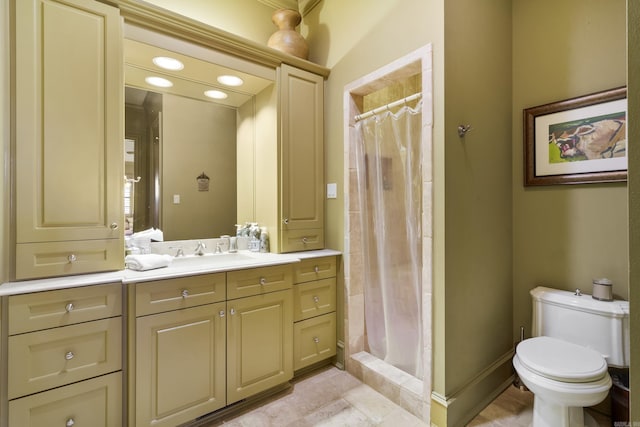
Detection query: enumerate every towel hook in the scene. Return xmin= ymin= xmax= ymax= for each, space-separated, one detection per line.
xmin=457 ymin=124 xmax=472 ymax=138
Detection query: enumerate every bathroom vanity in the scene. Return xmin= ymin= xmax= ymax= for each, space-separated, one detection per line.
xmin=11 ymin=0 xmax=329 ymax=281
xmin=0 ymin=249 xmax=339 ymax=427
xmin=5 ymin=0 xmax=337 ymax=424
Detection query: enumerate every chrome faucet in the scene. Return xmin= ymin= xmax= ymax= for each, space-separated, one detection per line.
xmin=170 ymin=247 xmax=185 ymax=257
xmin=195 ymin=241 xmax=206 ymax=256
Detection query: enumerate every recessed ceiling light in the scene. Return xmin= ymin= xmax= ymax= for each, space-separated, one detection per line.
xmin=204 ymin=89 xmax=228 ymax=99
xmin=145 ymin=76 xmax=173 ymax=88
xmin=217 ymin=75 xmax=244 ymax=87
xmin=152 ymin=56 xmax=184 ymax=71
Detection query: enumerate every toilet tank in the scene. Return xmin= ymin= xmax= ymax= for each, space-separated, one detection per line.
xmin=531 ymin=286 xmax=630 ymax=368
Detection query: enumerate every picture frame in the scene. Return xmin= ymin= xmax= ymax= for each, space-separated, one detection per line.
xmin=523 ymin=87 xmax=627 ymax=186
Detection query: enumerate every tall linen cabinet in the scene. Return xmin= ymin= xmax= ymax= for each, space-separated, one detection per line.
xmin=13 ymin=0 xmax=124 ymax=280
xmin=255 ymin=64 xmax=325 ymax=253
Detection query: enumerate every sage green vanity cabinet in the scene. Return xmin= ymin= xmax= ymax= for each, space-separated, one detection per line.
xmin=4 ymin=283 xmax=123 ymax=427
xmin=13 ymin=0 xmax=124 ymax=280
xmin=130 ymin=266 xmax=293 ymax=425
xmin=292 ymin=256 xmax=337 ymax=371
xmin=130 ymin=273 xmax=227 ymax=427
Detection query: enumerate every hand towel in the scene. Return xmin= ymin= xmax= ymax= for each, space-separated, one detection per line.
xmin=125 ymin=254 xmax=173 ymax=271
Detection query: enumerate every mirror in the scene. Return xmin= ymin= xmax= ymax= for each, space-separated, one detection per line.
xmin=123 ymin=31 xmax=276 ymax=241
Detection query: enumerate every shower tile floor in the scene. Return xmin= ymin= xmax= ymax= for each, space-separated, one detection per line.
xmin=199 ymin=365 xmax=611 ymax=426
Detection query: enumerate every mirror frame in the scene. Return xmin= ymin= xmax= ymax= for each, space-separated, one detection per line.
xmin=110 ymin=0 xmax=330 ymax=78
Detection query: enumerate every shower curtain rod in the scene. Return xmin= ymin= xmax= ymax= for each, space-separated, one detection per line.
xmin=354 ymin=92 xmax=422 ymax=122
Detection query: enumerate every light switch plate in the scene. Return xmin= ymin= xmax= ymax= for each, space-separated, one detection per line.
xmin=327 ymin=183 xmax=337 ymax=199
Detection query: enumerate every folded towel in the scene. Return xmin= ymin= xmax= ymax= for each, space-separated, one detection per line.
xmin=125 ymin=254 xmax=173 ymax=271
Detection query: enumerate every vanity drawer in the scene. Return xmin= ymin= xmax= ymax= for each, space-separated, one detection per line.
xmin=293 ymin=278 xmax=336 ymax=322
xmin=280 ymin=229 xmax=324 ymax=253
xmin=227 ymin=264 xmax=293 ymax=300
xmin=15 ymin=240 xmax=124 ymax=280
xmin=293 ymin=312 xmax=336 ymax=371
xmin=9 ymin=371 xmax=122 ymax=427
xmin=8 ymin=317 xmax=122 ymax=399
xmin=135 ymin=273 xmax=226 ymax=317
xmin=293 ymin=256 xmax=336 ymax=283
xmin=8 ymin=283 xmax=122 ymax=335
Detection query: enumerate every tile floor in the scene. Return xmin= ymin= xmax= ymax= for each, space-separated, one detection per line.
xmin=198 ymin=365 xmax=612 ymax=426
xmin=467 ymin=385 xmax=611 ymax=426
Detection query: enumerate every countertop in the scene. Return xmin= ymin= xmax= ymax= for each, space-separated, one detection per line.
xmin=0 ymin=249 xmax=341 ymax=296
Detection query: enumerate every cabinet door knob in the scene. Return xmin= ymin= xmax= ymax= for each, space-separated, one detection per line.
xmin=66 ymin=418 xmax=75 ymax=427
xmin=259 ymin=277 xmax=266 ymax=286
xmin=230 ymin=308 xmax=236 ymax=315
xmin=181 ymin=289 xmax=189 ymax=298
xmin=219 ymin=310 xmax=225 ymax=318
xmin=313 ymin=296 xmax=320 ymax=303
xmin=313 ymin=336 xmax=320 ymax=344
xmin=283 ymin=218 xmax=289 ymax=225
xmin=314 ymin=265 xmax=319 ymax=273
xmin=65 ymin=303 xmax=74 ymax=313
xmin=65 ymin=351 xmax=74 ymax=361
xmin=302 ymin=237 xmax=308 ymax=244
xmin=110 ymin=222 xmax=119 ymax=230
xmin=67 ymin=254 xmax=77 ymax=263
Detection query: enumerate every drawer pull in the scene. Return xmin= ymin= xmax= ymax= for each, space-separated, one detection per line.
xmin=314 ymin=265 xmax=319 ymax=273
xmin=259 ymin=277 xmax=266 ymax=286
xmin=219 ymin=310 xmax=225 ymax=318
xmin=313 ymin=296 xmax=320 ymax=304
xmin=302 ymin=237 xmax=308 ymax=244
xmin=65 ymin=303 xmax=75 ymax=313
xmin=181 ymin=289 xmax=189 ymax=298
xmin=65 ymin=351 xmax=74 ymax=361
xmin=67 ymin=254 xmax=77 ymax=263
xmin=66 ymin=418 xmax=75 ymax=427
xmin=313 ymin=336 xmax=320 ymax=344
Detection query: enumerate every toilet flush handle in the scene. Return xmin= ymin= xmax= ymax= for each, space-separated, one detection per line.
xmin=574 ymin=289 xmax=582 ymax=296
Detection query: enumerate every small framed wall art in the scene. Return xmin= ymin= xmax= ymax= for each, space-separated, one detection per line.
xmin=523 ymin=87 xmax=627 ymax=186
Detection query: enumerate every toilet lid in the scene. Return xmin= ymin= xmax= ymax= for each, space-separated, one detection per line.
xmin=517 ymin=336 xmax=608 ymax=383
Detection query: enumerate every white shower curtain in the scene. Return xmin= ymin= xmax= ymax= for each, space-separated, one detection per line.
xmin=355 ymin=100 xmax=423 ymax=379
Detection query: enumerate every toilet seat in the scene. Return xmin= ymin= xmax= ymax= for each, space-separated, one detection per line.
xmin=517 ymin=336 xmax=608 ymax=383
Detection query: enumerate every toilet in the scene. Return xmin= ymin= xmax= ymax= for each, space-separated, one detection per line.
xmin=513 ymin=286 xmax=630 ymax=427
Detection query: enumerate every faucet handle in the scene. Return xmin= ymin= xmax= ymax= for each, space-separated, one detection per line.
xmin=169 ymin=246 xmax=184 ymax=257
xmin=195 ymin=241 xmax=206 ymax=255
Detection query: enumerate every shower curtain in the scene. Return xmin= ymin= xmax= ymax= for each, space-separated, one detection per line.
xmin=354 ymin=100 xmax=423 ymax=379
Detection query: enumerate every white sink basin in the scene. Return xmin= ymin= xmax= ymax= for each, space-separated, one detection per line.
xmin=171 ymin=252 xmax=260 ymax=268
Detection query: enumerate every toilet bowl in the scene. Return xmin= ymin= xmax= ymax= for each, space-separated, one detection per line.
xmin=515 ymin=286 xmax=629 ymax=427
xmin=513 ymin=336 xmax=612 ymax=427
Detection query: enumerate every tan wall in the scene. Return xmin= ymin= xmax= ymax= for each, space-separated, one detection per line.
xmin=142 ymin=0 xmax=276 ymax=46
xmin=512 ymin=0 xmax=628 ymax=346
xmin=627 ymin=1 xmax=639 ymax=420
xmin=0 ymin=0 xmax=9 ymax=283
xmin=162 ymin=94 xmax=237 ymax=240
xmin=440 ymin=2 xmax=513 ymax=424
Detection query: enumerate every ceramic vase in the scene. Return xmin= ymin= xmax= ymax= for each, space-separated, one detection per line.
xmin=267 ymin=9 xmax=309 ymax=60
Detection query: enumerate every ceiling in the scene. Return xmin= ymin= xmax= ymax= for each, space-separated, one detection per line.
xmin=124 ymin=39 xmax=274 ymax=108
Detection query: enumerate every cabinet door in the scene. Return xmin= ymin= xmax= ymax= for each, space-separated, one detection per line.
xmin=227 ymin=289 xmax=293 ymax=404
xmin=135 ymin=303 xmax=226 ymax=427
xmin=14 ymin=0 xmax=123 ymax=275
xmin=279 ymin=64 xmax=324 ymax=252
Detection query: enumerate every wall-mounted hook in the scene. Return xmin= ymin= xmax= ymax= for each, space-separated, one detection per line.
xmin=457 ymin=124 xmax=472 ymax=138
